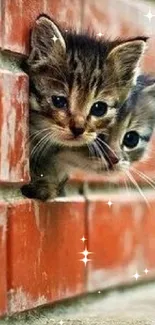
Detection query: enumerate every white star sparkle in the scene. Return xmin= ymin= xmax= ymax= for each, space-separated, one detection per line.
xmin=81 ymin=236 xmax=87 ymax=243
xmin=40 ymin=174 xmax=44 ymax=177
xmin=81 ymin=248 xmax=92 ymax=257
xmin=133 ymin=272 xmax=140 ymax=281
xmin=52 ymin=35 xmax=58 ymax=42
xmin=59 ymin=321 xmax=64 ymax=325
xmin=80 ymin=256 xmax=91 ymax=266
xmin=107 ymin=200 xmax=113 ymax=207
xmin=98 ymin=290 xmax=101 ymax=294
xmin=97 ymin=32 xmax=103 ymax=37
xmin=144 ymin=8 xmax=155 ymax=22
xmin=144 ymin=268 xmax=149 ymax=275
xmin=80 ymin=247 xmax=92 ymax=266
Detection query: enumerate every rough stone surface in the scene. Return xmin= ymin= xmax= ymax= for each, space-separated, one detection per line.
xmin=1 ymin=283 xmax=155 ymax=324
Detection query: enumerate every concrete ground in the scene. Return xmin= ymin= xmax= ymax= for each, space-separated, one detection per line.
xmin=1 ymin=283 xmax=155 ymax=325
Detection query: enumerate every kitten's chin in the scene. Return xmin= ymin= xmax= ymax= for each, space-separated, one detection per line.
xmin=55 ymin=134 xmax=96 ymax=147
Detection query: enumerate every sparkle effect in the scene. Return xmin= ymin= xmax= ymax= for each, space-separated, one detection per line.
xmin=40 ymin=174 xmax=44 ymax=177
xmin=98 ymin=291 xmax=101 ymax=294
xmin=107 ymin=200 xmax=113 ymax=207
xmin=80 ymin=248 xmax=92 ymax=266
xmin=52 ymin=35 xmax=58 ymax=42
xmin=97 ymin=32 xmax=103 ymax=37
xmin=133 ymin=272 xmax=140 ymax=281
xmin=144 ymin=268 xmax=149 ymax=275
xmin=81 ymin=236 xmax=87 ymax=243
xmin=59 ymin=321 xmax=64 ymax=325
xmin=144 ymin=7 xmax=155 ymax=22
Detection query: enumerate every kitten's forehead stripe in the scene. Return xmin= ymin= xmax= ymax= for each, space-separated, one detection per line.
xmin=95 ymin=75 xmax=103 ymax=97
xmin=65 ymin=33 xmax=109 ymax=98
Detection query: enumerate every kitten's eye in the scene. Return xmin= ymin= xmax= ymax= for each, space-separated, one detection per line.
xmin=52 ymin=96 xmax=68 ymax=109
xmin=90 ymin=101 xmax=108 ymax=117
xmin=123 ymin=131 xmax=139 ymax=149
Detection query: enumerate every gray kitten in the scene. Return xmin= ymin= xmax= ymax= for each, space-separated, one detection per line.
xmin=91 ymin=75 xmax=155 ymax=174
xmin=21 ymin=15 xmax=148 ymax=201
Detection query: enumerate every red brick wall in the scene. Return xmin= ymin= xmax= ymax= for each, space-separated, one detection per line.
xmin=0 ymin=0 xmax=155 ymax=318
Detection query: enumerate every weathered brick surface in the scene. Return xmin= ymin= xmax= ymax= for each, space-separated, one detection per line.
xmin=7 ymin=199 xmax=86 ymax=313
xmin=0 ymin=70 xmax=29 ymax=183
xmin=87 ymin=195 xmax=147 ymax=291
xmin=0 ymin=0 xmax=155 ymax=318
xmin=2 ymin=0 xmax=82 ymax=54
xmin=0 ymin=0 xmax=2 ymax=48
xmin=82 ymin=0 xmax=155 ymax=72
xmin=142 ymin=199 xmax=155 ymax=271
xmin=0 ymin=202 xmax=7 ymax=316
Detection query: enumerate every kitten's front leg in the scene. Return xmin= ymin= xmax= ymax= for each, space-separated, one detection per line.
xmin=21 ymin=177 xmax=56 ymax=201
xmin=21 ymin=176 xmax=68 ymax=201
xmin=21 ymin=175 xmax=68 ymax=202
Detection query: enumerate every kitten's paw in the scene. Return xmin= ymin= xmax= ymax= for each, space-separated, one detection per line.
xmin=57 ymin=176 xmax=68 ymax=197
xmin=21 ymin=183 xmax=50 ymax=201
xmin=21 ymin=180 xmax=57 ymax=201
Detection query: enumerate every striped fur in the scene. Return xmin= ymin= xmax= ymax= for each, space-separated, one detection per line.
xmin=21 ymin=15 xmax=149 ymax=201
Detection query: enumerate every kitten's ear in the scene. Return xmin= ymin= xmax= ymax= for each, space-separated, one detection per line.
xmin=28 ymin=15 xmax=66 ymax=66
xmin=106 ymin=38 xmax=148 ymax=100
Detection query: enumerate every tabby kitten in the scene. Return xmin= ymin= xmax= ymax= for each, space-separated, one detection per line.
xmin=21 ymin=14 xmax=148 ymax=201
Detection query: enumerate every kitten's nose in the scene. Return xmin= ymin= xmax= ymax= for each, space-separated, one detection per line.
xmin=70 ymin=126 xmax=85 ymax=137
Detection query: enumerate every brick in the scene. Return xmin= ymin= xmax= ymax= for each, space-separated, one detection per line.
xmin=0 ymin=0 xmax=2 ymax=48
xmin=2 ymin=0 xmax=82 ymax=54
xmin=0 ymin=70 xmax=29 ymax=183
xmin=82 ymin=0 xmax=155 ymax=73
xmin=0 ymin=202 xmax=7 ymax=316
xmin=45 ymin=0 xmax=82 ymax=31
xmin=87 ymin=195 xmax=145 ymax=291
xmin=142 ymin=199 xmax=155 ymax=271
xmin=7 ymin=199 xmax=86 ymax=313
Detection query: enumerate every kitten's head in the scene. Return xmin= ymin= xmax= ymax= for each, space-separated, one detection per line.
xmin=98 ymin=77 xmax=155 ymax=172
xmin=28 ymin=14 xmax=147 ymax=147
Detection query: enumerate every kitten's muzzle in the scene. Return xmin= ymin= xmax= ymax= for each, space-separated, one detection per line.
xmin=70 ymin=126 xmax=85 ymax=137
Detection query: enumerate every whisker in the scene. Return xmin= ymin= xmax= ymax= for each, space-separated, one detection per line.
xmin=97 ymin=137 xmax=118 ymax=159
xmin=31 ymin=131 xmax=52 ymax=159
xmin=38 ymin=134 xmax=52 ymax=160
xmin=92 ymin=142 xmax=103 ymax=171
xmin=125 ymin=170 xmax=150 ymax=208
xmin=88 ymin=143 xmax=97 ymax=160
xmin=95 ymin=139 xmax=110 ymax=173
xmin=33 ymin=131 xmax=53 ymax=173
xmin=93 ymin=141 xmax=109 ymax=172
xmin=131 ymin=166 xmax=155 ymax=190
xmin=30 ymin=127 xmax=52 ymax=142
xmin=123 ymin=175 xmax=131 ymax=199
